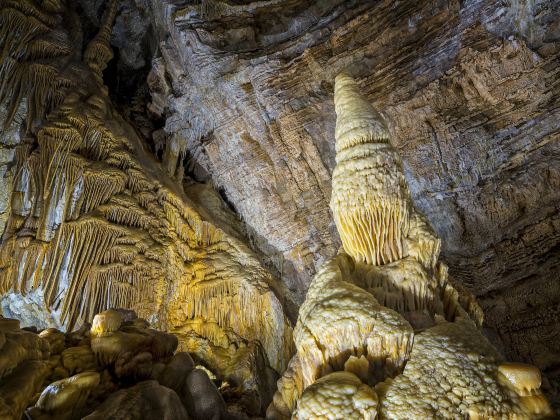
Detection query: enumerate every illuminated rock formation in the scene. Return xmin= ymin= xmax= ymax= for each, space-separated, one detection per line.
xmin=0 ymin=2 xmax=293 ymax=408
xmin=376 ymin=321 xmax=552 ymax=419
xmin=293 ymin=371 xmax=378 ymax=420
xmin=1 ymin=308 xmax=227 ymax=419
xmin=330 ymin=73 xmax=410 ymax=266
xmin=33 ymin=371 xmax=101 ymax=419
xmin=267 ymin=73 xmax=552 ymax=419
xmin=147 ymin=4 xmax=560 ymax=401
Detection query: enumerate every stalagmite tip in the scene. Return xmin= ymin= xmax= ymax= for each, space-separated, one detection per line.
xmin=334 ymin=72 xmax=390 ymax=152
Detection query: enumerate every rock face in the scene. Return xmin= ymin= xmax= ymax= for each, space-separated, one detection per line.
xmin=0 ymin=0 xmax=293 ymax=368
xmin=0 ymin=4 xmax=292 ymax=417
xmin=143 ymin=0 xmax=560 ymax=405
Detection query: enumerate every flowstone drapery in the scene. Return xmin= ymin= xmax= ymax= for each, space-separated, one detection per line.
xmin=267 ymin=73 xmax=552 ymax=419
xmin=0 ymin=1 xmax=292 ymax=415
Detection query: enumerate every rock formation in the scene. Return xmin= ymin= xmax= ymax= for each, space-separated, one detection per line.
xmin=0 ymin=0 xmax=558 ymax=418
xmin=0 ymin=0 xmax=292 ymax=377
xmin=0 ymin=308 xmax=228 ymax=419
xmin=0 ymin=317 xmax=50 ymax=418
xmin=267 ymin=73 xmax=552 ymax=419
xmin=144 ymin=0 xmax=560 ymax=406
xmin=0 ymin=0 xmax=293 ymax=415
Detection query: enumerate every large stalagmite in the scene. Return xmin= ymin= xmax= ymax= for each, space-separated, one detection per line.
xmin=267 ymin=73 xmax=553 ymax=419
xmin=330 ymin=73 xmax=410 ymax=266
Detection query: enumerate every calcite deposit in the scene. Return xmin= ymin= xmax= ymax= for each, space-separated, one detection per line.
xmin=267 ymin=73 xmax=552 ymax=419
xmin=0 ymin=0 xmax=558 ymax=418
xmin=292 ymin=371 xmax=378 ymax=420
xmin=0 ymin=0 xmax=292 ymax=388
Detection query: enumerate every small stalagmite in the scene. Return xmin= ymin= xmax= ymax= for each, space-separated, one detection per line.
xmin=90 ymin=309 xmax=123 ymax=337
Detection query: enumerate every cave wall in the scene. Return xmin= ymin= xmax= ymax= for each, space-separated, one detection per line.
xmin=137 ymin=0 xmax=560 ymax=403
xmin=0 ymin=0 xmax=295 ymax=383
xmin=0 ymin=0 xmax=558 ymax=408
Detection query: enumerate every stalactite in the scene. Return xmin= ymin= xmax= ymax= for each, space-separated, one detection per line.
xmin=105 ymin=149 xmax=142 ymax=171
xmin=0 ymin=0 xmax=60 ymax=28
xmin=38 ymin=218 xmax=125 ymax=330
xmin=0 ymin=0 xmax=294 ymax=398
xmin=81 ymin=120 xmax=122 ymax=161
xmin=25 ymin=32 xmax=72 ymax=61
xmin=37 ymin=152 xmax=86 ymax=241
xmin=101 ymin=197 xmax=158 ymax=231
xmin=83 ymin=0 xmax=118 ymax=77
xmin=76 ymin=165 xmax=127 ymax=216
xmin=435 ymin=261 xmax=484 ymax=327
xmin=126 ymin=168 xmax=154 ymax=193
xmin=0 ymin=1 xmax=73 ymax=129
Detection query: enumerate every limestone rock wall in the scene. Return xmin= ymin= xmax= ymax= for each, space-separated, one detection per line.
xmin=0 ymin=0 xmax=293 ymax=388
xmin=142 ymin=0 xmax=560 ymax=404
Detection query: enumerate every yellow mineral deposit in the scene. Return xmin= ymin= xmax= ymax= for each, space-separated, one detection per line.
xmin=330 ymin=72 xmax=410 ymax=266
xmin=268 ymin=73 xmax=553 ymax=419
xmin=497 ymin=363 xmax=553 ymax=417
xmin=90 ymin=309 xmax=123 ymax=337
xmin=0 ymin=0 xmax=293 ymax=387
xmin=0 ymin=0 xmax=555 ymax=418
